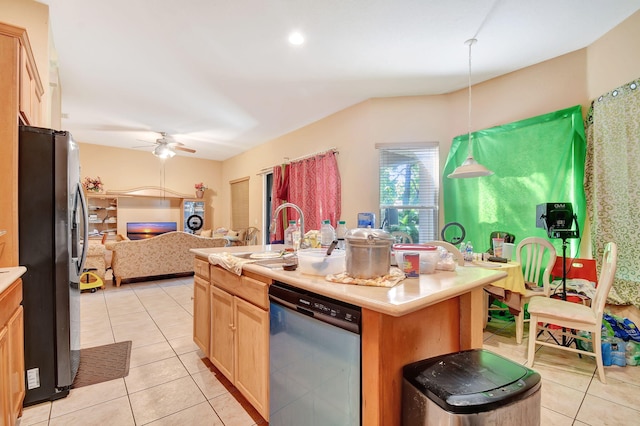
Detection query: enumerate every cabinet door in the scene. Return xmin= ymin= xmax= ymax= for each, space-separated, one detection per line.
xmin=193 ymin=276 xmax=210 ymax=356
xmin=210 ymin=286 xmax=234 ymax=381
xmin=0 ymin=326 xmax=10 ymax=426
xmin=19 ymin=44 xmax=42 ymax=126
xmin=8 ymin=306 xmax=24 ymax=420
xmin=234 ymin=297 xmax=269 ymax=420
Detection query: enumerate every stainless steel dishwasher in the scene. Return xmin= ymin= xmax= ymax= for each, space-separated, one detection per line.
xmin=269 ymin=281 xmax=361 ymax=425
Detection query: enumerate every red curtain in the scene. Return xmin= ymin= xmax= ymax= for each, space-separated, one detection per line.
xmin=270 ymin=164 xmax=289 ymax=241
xmin=288 ymin=151 xmax=341 ymax=232
xmin=270 ymin=151 xmax=341 ymax=241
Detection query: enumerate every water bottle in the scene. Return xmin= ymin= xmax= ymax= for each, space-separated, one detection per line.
xmin=320 ymin=220 xmax=335 ymax=247
xmin=465 ymin=241 xmax=473 ymax=262
xmin=283 ymin=220 xmax=297 ymax=248
xmin=336 ymin=220 xmax=348 ymax=250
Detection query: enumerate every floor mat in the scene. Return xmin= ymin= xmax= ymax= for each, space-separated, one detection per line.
xmin=72 ymin=341 xmax=132 ymax=389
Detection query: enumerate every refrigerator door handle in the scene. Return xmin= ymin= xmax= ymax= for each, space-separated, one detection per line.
xmin=72 ymin=182 xmax=89 ymax=277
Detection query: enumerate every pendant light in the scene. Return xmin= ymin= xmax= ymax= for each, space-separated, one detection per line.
xmin=448 ymin=38 xmax=493 ymax=179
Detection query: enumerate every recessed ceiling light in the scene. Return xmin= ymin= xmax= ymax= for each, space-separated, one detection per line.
xmin=288 ymin=31 xmax=305 ymax=46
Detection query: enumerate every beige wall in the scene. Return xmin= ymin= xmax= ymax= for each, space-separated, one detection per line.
xmin=79 ymin=143 xmax=223 ymax=234
xmin=587 ymin=10 xmax=640 ymax=99
xmin=218 ymin=11 xmax=640 ymax=238
xmin=218 ymin=45 xmax=591 ymax=234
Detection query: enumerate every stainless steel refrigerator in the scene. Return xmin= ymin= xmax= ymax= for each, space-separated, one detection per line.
xmin=18 ymin=125 xmax=88 ymax=405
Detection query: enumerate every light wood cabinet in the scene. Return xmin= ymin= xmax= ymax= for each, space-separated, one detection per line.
xmin=0 ymin=23 xmax=44 ymax=267
xmin=209 ymin=285 xmax=234 ymax=379
xmin=193 ymin=275 xmax=210 ymax=356
xmin=193 ymin=258 xmax=211 ymax=356
xmin=1 ymin=278 xmax=25 ymax=425
xmin=206 ymin=264 xmax=270 ymax=421
xmin=234 ymin=295 xmax=269 ymax=417
xmin=19 ymin=44 xmax=43 ymax=126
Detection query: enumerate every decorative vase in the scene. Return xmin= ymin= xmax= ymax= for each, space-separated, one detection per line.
xmin=196 ymin=190 xmax=204 ymax=199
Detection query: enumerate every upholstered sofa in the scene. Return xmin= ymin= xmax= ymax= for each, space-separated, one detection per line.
xmin=105 ymin=231 xmax=226 ymax=286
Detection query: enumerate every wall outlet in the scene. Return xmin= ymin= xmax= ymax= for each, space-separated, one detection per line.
xmin=27 ymin=368 xmax=40 ymax=389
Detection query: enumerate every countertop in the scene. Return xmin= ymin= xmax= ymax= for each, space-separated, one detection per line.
xmin=0 ymin=266 xmax=27 ymax=294
xmin=191 ymin=245 xmax=506 ymax=317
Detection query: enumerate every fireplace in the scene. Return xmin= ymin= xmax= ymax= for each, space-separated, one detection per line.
xmin=126 ymin=222 xmax=177 ymax=240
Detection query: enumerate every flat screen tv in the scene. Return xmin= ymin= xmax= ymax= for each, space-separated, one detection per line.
xmin=126 ymin=222 xmax=177 ymax=240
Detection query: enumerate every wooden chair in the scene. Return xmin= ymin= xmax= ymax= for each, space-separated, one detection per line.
xmin=550 ymin=256 xmax=598 ymax=305
xmin=391 ymin=231 xmax=413 ymax=244
xmin=527 ymin=242 xmax=617 ymax=383
xmin=243 ymin=227 xmax=260 ymax=246
xmin=514 ymin=237 xmax=557 ymax=344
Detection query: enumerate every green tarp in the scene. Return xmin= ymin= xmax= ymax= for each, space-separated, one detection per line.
xmin=443 ymin=105 xmax=586 ymax=255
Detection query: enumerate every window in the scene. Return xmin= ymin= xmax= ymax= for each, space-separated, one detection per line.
xmin=377 ymin=143 xmax=439 ymax=243
xmin=230 ymin=177 xmax=249 ymax=230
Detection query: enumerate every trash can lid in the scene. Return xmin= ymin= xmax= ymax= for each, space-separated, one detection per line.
xmin=403 ymin=349 xmax=541 ymax=414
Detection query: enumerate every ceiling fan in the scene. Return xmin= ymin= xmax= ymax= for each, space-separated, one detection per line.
xmin=138 ymin=132 xmax=196 ymax=159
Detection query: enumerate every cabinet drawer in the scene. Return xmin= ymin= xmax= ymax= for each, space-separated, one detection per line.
xmin=210 ymin=266 xmax=268 ymax=310
xmin=194 ymin=257 xmax=210 ymax=279
xmin=238 ymin=276 xmax=268 ymax=310
xmin=210 ymin=266 xmax=242 ymax=294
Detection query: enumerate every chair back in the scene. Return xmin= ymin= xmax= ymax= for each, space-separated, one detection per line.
xmin=515 ymin=237 xmax=557 ymax=296
xmin=244 ymin=227 xmax=260 ymax=245
xmin=391 ymin=231 xmax=413 ymax=244
xmin=591 ymin=242 xmax=617 ymax=316
xmin=424 ymin=240 xmax=464 ymax=266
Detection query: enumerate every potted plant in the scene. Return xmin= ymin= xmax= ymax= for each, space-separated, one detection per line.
xmin=83 ymin=176 xmax=104 ymax=193
xmin=194 ymin=182 xmax=207 ymax=198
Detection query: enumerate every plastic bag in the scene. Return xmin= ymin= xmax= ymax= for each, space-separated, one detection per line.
xmin=626 ymin=341 xmax=640 ymax=366
xmin=603 ymin=313 xmax=640 ymax=342
xmin=436 ymin=252 xmax=457 ymax=271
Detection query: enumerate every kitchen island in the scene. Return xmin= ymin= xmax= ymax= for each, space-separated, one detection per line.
xmin=191 ymin=245 xmax=506 ymax=425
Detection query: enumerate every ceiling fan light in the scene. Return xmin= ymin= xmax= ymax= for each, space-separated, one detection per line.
xmin=448 ymin=156 xmax=494 ymax=178
xmin=153 ymin=145 xmax=176 ymax=159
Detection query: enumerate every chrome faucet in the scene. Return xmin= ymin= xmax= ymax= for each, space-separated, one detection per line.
xmin=271 ymin=202 xmax=309 ymax=249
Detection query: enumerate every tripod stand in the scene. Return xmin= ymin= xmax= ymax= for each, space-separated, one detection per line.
xmin=547 ymin=217 xmax=580 ymax=347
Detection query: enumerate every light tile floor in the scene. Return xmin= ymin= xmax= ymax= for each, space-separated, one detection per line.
xmin=19 ymin=277 xmax=266 ymax=426
xmin=18 ymin=278 xmax=640 ymax=425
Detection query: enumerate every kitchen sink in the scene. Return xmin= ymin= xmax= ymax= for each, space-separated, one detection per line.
xmin=230 ymin=251 xmax=295 ymax=269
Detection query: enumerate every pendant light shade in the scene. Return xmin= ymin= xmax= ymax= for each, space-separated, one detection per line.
xmin=448 ymin=38 xmax=493 ymax=179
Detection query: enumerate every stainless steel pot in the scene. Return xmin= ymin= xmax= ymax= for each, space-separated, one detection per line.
xmin=345 ymin=228 xmax=395 ymax=279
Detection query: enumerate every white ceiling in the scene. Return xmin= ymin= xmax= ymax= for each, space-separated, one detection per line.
xmin=41 ymin=0 xmax=640 ymax=160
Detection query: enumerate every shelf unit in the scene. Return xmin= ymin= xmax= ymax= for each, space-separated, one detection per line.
xmin=86 ymin=194 xmax=118 ymax=239
xmin=182 ymin=199 xmax=206 ymax=233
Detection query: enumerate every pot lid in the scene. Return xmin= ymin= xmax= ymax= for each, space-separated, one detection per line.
xmin=345 ymin=227 xmax=394 ymax=242
xmin=393 ymin=244 xmax=437 ymax=251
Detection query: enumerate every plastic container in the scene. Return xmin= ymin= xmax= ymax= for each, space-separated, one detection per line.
xmin=283 ymin=220 xmax=298 ymax=249
xmin=393 ymin=244 xmax=439 ymax=274
xmin=465 ymin=241 xmax=473 ymax=262
xmin=336 ymin=220 xmax=348 ymax=250
xmin=320 ymin=220 xmax=336 ymax=247
xmin=297 ymin=249 xmax=346 ymax=276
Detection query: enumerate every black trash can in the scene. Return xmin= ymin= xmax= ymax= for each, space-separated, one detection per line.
xmin=402 ymin=349 xmax=541 ymax=425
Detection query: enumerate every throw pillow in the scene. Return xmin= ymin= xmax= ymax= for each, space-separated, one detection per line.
xmin=200 ymin=229 xmax=212 ymax=238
